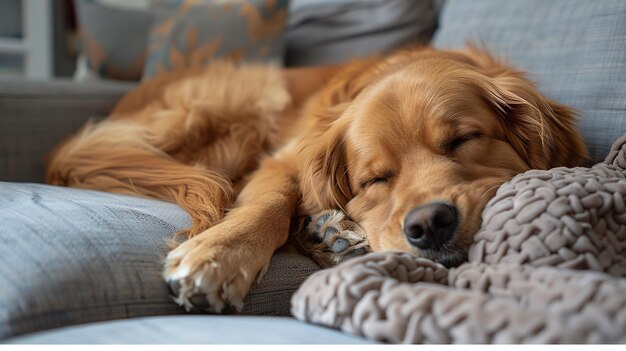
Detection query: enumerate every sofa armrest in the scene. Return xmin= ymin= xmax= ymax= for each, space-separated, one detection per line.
xmin=0 ymin=79 xmax=135 ymax=182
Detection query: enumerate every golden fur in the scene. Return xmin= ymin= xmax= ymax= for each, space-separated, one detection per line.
xmin=46 ymin=46 xmax=588 ymax=311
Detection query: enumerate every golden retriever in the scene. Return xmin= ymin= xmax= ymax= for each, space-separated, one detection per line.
xmin=46 ymin=46 xmax=588 ymax=312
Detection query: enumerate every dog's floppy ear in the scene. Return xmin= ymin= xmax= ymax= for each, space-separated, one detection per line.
xmin=484 ymin=72 xmax=588 ymax=169
xmin=465 ymin=48 xmax=588 ymax=169
xmin=296 ymin=58 xmax=383 ymax=212
xmin=298 ymin=107 xmax=352 ymax=212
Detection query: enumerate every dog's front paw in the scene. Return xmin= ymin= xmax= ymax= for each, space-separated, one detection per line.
xmin=296 ymin=209 xmax=371 ymax=267
xmin=163 ymin=232 xmax=267 ymax=313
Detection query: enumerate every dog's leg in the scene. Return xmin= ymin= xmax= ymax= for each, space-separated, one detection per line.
xmin=163 ymin=154 xmax=299 ymax=312
xmin=294 ymin=210 xmax=371 ymax=268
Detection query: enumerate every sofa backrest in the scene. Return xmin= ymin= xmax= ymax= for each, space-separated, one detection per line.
xmin=434 ymin=0 xmax=626 ymax=162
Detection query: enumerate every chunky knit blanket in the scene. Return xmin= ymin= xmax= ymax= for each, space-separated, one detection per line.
xmin=291 ymin=133 xmax=626 ymax=343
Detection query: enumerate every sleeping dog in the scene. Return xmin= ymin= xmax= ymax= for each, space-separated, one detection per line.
xmin=47 ymin=46 xmax=587 ymax=312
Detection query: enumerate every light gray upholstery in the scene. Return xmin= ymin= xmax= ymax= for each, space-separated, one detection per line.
xmin=6 ymin=316 xmax=371 ymax=344
xmin=0 ymin=182 xmax=321 ymax=339
xmin=433 ymin=0 xmax=626 ymax=162
xmin=285 ymin=0 xmax=437 ymax=66
xmin=0 ymin=79 xmax=134 ymax=182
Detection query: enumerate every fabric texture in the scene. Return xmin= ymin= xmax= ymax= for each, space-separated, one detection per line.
xmin=285 ymin=0 xmax=438 ymax=66
xmin=433 ymin=0 xmax=626 ymax=162
xmin=0 ymin=183 xmax=321 ymax=339
xmin=0 ymin=79 xmax=134 ymax=183
xmin=74 ymin=0 xmax=155 ymax=81
xmin=291 ymin=132 xmax=626 ymax=343
xmin=7 ymin=315 xmax=370 ymax=344
xmin=142 ymin=0 xmax=290 ymax=78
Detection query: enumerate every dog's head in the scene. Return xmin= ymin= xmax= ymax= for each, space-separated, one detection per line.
xmin=298 ymin=47 xmax=588 ymax=267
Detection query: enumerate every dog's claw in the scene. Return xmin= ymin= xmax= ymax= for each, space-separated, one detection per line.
xmin=168 ymin=280 xmax=181 ymax=297
xmin=163 ymin=236 xmax=257 ymax=314
xmin=190 ymin=294 xmax=211 ymax=310
xmin=221 ymin=304 xmax=237 ymax=314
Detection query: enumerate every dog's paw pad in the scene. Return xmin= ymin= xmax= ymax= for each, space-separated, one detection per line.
xmin=331 ymin=237 xmax=350 ymax=253
xmin=317 ymin=213 xmax=331 ymax=225
xmin=296 ymin=209 xmax=372 ymax=267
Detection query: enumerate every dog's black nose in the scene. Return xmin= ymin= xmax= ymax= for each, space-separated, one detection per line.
xmin=403 ymin=201 xmax=458 ymax=250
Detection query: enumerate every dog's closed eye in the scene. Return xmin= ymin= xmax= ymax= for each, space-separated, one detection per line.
xmin=443 ymin=131 xmax=482 ymax=154
xmin=360 ymin=172 xmax=393 ymax=189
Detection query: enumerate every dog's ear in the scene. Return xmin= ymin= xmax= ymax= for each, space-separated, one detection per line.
xmin=464 ymin=48 xmax=588 ymax=169
xmin=485 ymin=72 xmax=588 ymax=169
xmin=295 ymin=58 xmax=383 ymax=212
xmin=298 ymin=108 xmax=352 ymax=212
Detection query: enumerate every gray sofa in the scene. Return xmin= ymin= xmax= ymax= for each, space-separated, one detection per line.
xmin=2 ymin=0 xmax=626 ymax=344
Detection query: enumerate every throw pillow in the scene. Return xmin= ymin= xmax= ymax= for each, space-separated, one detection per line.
xmin=142 ymin=0 xmax=289 ymax=79
xmin=74 ymin=0 xmax=154 ymax=81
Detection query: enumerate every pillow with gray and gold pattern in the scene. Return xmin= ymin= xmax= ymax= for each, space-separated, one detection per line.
xmin=142 ymin=0 xmax=290 ymax=79
xmin=75 ymin=0 xmax=153 ymax=81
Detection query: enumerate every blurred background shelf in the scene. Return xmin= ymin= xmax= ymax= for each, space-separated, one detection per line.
xmin=0 ymin=38 xmax=27 ymax=54
xmin=0 ymin=0 xmax=76 ymax=79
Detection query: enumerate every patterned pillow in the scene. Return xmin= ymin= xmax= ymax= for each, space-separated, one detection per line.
xmin=74 ymin=0 xmax=154 ymax=81
xmin=142 ymin=0 xmax=290 ymax=79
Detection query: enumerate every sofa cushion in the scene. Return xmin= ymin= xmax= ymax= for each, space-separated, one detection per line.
xmin=0 ymin=182 xmax=321 ymax=339
xmin=6 ymin=315 xmax=370 ymax=344
xmin=433 ymin=0 xmax=626 ymax=162
xmin=6 ymin=316 xmax=371 ymax=344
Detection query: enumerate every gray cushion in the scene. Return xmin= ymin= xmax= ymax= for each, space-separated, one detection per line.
xmin=433 ymin=0 xmax=626 ymax=162
xmin=6 ymin=315 xmax=370 ymax=344
xmin=0 ymin=182 xmax=321 ymax=339
xmin=285 ymin=0 xmax=438 ymax=66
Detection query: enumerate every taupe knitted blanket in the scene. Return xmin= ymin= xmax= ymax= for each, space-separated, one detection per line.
xmin=291 ymin=133 xmax=626 ymax=343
